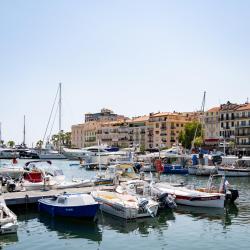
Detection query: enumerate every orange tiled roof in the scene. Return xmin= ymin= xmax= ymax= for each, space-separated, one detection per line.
xmin=236 ymin=103 xmax=250 ymax=111
xmin=206 ymin=107 xmax=220 ymax=112
xmin=128 ymin=115 xmax=149 ymax=123
xmin=151 ymin=112 xmax=180 ymax=117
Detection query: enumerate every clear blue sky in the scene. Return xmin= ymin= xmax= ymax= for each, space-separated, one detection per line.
xmin=0 ymin=0 xmax=250 ymax=146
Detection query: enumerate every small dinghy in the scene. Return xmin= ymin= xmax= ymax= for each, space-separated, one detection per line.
xmin=0 ymin=198 xmax=18 ymax=234
xmin=38 ymin=193 xmax=100 ymax=219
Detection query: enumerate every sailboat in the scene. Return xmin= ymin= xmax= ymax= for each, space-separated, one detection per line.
xmin=37 ymin=83 xmax=66 ymax=160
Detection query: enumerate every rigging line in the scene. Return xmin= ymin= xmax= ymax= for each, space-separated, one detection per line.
xmin=48 ymin=102 xmax=59 ymax=142
xmin=42 ymin=86 xmax=59 ymax=145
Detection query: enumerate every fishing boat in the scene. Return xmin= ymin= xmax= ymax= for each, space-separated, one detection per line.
xmin=91 ymin=190 xmax=159 ymax=219
xmin=152 ymin=182 xmax=225 ymax=208
xmin=0 ymin=198 xmax=18 ymax=234
xmin=38 ymin=193 xmax=100 ymax=218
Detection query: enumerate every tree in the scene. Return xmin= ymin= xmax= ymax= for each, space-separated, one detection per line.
xmin=194 ymin=136 xmax=203 ymax=147
xmin=7 ymin=140 xmax=15 ymax=148
xmin=51 ymin=131 xmax=72 ymax=149
xmin=178 ymin=121 xmax=202 ymax=149
xmin=36 ymin=140 xmax=43 ymax=149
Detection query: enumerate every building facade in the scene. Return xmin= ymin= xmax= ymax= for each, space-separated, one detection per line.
xmin=204 ymin=107 xmax=220 ymax=146
xmin=235 ymin=103 xmax=250 ymax=155
xmin=71 ymin=110 xmax=199 ymax=150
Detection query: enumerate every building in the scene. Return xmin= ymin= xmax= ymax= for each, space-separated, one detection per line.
xmin=204 ymin=107 xmax=220 ymax=147
xmin=147 ymin=112 xmax=197 ymax=149
xmin=235 ymin=103 xmax=250 ymax=155
xmin=71 ymin=110 xmax=199 ymax=149
xmin=85 ymin=108 xmax=126 ymax=122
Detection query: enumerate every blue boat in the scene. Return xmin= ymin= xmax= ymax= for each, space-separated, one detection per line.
xmin=38 ymin=193 xmax=100 ymax=218
xmin=163 ymin=164 xmax=188 ymax=174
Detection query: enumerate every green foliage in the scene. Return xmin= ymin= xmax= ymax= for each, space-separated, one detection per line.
xmin=51 ymin=131 xmax=71 ymax=149
xmin=7 ymin=140 xmax=15 ymax=148
xmin=194 ymin=136 xmax=203 ymax=147
xmin=36 ymin=140 xmax=43 ymax=149
xmin=178 ymin=121 xmax=202 ymax=149
xmin=140 ymin=144 xmax=146 ymax=153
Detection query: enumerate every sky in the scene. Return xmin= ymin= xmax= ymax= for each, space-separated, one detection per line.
xmin=0 ymin=0 xmax=250 ymax=146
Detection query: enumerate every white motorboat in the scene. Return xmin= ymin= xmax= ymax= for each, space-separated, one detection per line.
xmin=153 ymin=182 xmax=225 ymax=208
xmin=0 ymin=198 xmax=18 ymax=234
xmin=36 ymin=149 xmax=66 ymax=160
xmin=0 ymin=148 xmax=19 ymax=159
xmin=91 ymin=190 xmax=159 ymax=219
xmin=62 ymin=148 xmax=92 ymax=160
xmin=0 ymin=163 xmax=25 ymax=179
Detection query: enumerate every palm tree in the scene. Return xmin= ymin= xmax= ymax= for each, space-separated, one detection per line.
xmin=36 ymin=140 xmax=43 ymax=149
xmin=7 ymin=140 xmax=15 ymax=148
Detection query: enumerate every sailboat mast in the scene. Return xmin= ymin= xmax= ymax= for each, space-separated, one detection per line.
xmin=0 ymin=122 xmax=2 ymax=145
xmin=23 ymin=115 xmax=26 ymax=146
xmin=59 ymin=83 xmax=62 ymax=153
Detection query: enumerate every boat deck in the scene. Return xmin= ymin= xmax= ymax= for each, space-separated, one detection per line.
xmin=1 ymin=186 xmax=114 ymax=206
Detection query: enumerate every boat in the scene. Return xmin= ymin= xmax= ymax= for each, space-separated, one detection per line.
xmin=62 ymin=148 xmax=92 ymax=160
xmin=162 ymin=155 xmax=190 ymax=174
xmin=91 ymin=190 xmax=159 ymax=219
xmin=95 ymin=163 xmax=138 ymax=185
xmin=0 ymin=198 xmax=18 ymax=234
xmin=117 ymin=179 xmax=177 ymax=209
xmin=188 ymin=165 xmax=218 ymax=176
xmin=0 ymin=148 xmax=19 ymax=159
xmin=218 ymin=159 xmax=250 ymax=177
xmin=38 ymin=193 xmax=100 ymax=219
xmin=152 ymin=182 xmax=225 ymax=208
xmin=24 ymin=160 xmax=93 ymax=190
xmin=195 ymin=175 xmax=239 ymax=203
xmin=0 ymin=163 xmax=25 ymax=179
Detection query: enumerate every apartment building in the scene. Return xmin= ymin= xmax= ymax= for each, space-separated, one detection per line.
xmin=71 ymin=110 xmax=198 ymax=149
xmin=204 ymin=107 xmax=220 ymax=146
xmin=71 ymin=121 xmax=100 ymax=148
xmin=85 ymin=108 xmax=126 ymax=122
xmin=235 ymin=103 xmax=250 ymax=155
xmin=147 ymin=112 xmax=197 ymax=149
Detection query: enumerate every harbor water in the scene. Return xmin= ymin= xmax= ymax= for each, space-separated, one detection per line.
xmin=1 ymin=160 xmax=250 ymax=250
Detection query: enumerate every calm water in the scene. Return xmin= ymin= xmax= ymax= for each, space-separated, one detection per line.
xmin=1 ymin=160 xmax=250 ymax=250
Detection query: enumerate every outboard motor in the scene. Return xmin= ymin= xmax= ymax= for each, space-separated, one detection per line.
xmin=6 ymin=179 xmax=16 ymax=192
xmin=226 ymin=189 xmax=239 ymax=203
xmin=157 ymin=192 xmax=177 ymax=209
xmin=139 ymin=198 xmax=149 ymax=212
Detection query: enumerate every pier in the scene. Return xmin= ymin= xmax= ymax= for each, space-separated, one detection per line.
xmin=1 ymin=186 xmax=114 ymax=206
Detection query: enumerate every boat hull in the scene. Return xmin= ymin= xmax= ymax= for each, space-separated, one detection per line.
xmin=188 ymin=165 xmax=217 ymax=176
xmin=38 ymin=202 xmax=100 ymax=218
xmin=163 ymin=165 xmax=188 ymax=174
xmin=218 ymin=168 xmax=250 ymax=177
xmin=175 ymin=195 xmax=224 ymax=208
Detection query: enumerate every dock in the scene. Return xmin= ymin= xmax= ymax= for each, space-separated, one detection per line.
xmin=1 ymin=186 xmax=114 ymax=206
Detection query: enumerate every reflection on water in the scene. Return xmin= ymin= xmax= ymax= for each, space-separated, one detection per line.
xmin=38 ymin=214 xmax=102 ymax=242
xmin=0 ymin=234 xmax=18 ymax=248
xmin=98 ymin=209 xmax=175 ymax=236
